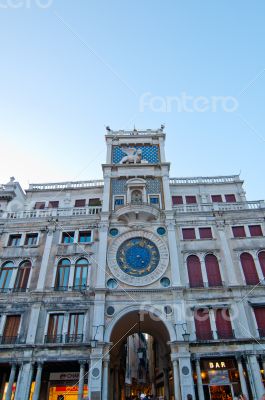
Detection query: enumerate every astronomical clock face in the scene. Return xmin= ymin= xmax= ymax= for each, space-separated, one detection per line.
xmin=108 ymin=230 xmax=169 ymax=286
xmin=116 ymin=237 xmax=160 ymax=277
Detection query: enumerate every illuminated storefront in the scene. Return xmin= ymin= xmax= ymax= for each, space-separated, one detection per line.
xmin=48 ymin=372 xmax=88 ymax=400
xmin=194 ymin=359 xmax=242 ymax=400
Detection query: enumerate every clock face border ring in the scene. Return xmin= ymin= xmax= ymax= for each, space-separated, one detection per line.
xmin=107 ymin=230 xmax=169 ymax=286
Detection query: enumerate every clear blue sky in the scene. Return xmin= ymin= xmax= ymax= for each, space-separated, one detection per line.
xmin=0 ymin=1 xmax=264 ymax=200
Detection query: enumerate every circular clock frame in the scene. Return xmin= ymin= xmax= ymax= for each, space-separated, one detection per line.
xmin=107 ymin=230 xmax=169 ymax=286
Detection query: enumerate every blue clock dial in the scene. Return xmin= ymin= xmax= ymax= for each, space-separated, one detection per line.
xmin=116 ymin=237 xmax=160 ymax=277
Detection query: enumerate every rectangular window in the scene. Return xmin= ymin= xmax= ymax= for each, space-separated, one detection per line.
xmin=185 ymin=195 xmax=197 ymax=204
xmin=25 ymin=233 xmax=38 ymax=246
xmin=114 ymin=197 xmax=124 ymax=207
xmin=182 ymin=228 xmax=196 ymax=240
xmin=48 ymin=201 xmax=59 ymax=209
xmin=47 ymin=314 xmax=64 ymax=343
xmin=254 ymin=307 xmax=265 ymax=338
xmin=215 ymin=309 xmax=234 ymax=339
xmin=225 ymin=194 xmax=236 ymax=203
xmin=232 ymin=226 xmax=246 ymax=238
xmin=2 ymin=315 xmax=21 ymax=344
xmin=75 ymin=199 xmax=86 ymax=207
xmin=89 ymin=198 xmax=101 ymax=206
xmin=149 ymin=195 xmax=160 ymax=205
xmin=8 ymin=234 xmax=22 ymax=247
xmin=172 ymin=196 xmax=183 ymax=205
xmin=194 ymin=309 xmax=213 ymax=340
xmin=249 ymin=225 xmax=263 ymax=237
xmin=67 ymin=313 xmax=84 ymax=343
xmin=199 ymin=227 xmax=213 ymax=239
xmin=62 ymin=232 xmax=75 ymax=244
xmin=79 ymin=231 xmax=92 ymax=243
xmin=34 ymin=202 xmax=45 ymax=209
xmin=211 ymin=195 xmax=223 ymax=203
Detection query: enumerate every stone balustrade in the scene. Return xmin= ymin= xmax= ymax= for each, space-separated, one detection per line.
xmin=27 ymin=179 xmax=104 ymax=191
xmin=170 ymin=175 xmax=241 ymax=185
xmin=1 ymin=206 xmax=102 ymax=219
xmin=173 ymin=200 xmax=265 ymax=213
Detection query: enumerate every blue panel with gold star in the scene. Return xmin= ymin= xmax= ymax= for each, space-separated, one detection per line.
xmin=112 ymin=145 xmax=160 ymax=164
xmin=116 ymin=237 xmax=160 ymax=277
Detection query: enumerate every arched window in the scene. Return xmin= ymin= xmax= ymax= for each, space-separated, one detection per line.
xmin=240 ymin=252 xmax=259 ymax=285
xmin=14 ymin=261 xmax=31 ymax=292
xmin=258 ymin=251 xmax=265 ymax=278
xmin=187 ymin=255 xmax=204 ymax=288
xmin=205 ymin=254 xmax=222 ymax=287
xmin=0 ymin=262 xmax=15 ymax=291
xmin=55 ymin=259 xmax=70 ymax=291
xmin=74 ymin=258 xmax=88 ymax=289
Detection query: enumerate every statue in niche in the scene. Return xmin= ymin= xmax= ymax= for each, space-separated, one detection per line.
xmin=131 ymin=190 xmax=143 ymax=205
xmin=119 ymin=147 xmax=147 ymax=164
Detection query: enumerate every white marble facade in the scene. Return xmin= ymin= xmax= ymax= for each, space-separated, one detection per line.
xmin=0 ymin=128 xmax=265 ymax=400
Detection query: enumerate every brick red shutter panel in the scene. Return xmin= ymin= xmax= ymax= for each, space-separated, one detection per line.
xmin=205 ymin=254 xmax=222 ymax=286
xmin=75 ymin=199 xmax=86 ymax=207
xmin=194 ymin=309 xmax=212 ymax=340
xmin=186 ymin=196 xmax=197 ymax=204
xmin=225 ymin=194 xmax=236 ymax=202
xmin=182 ymin=228 xmax=196 ymax=240
xmin=232 ymin=226 xmax=246 ymax=237
xmin=172 ymin=196 xmax=183 ymax=205
xmin=258 ymin=252 xmax=265 ymax=277
xmin=240 ymin=253 xmax=259 ymax=285
xmin=211 ymin=195 xmax=222 ymax=202
xmin=254 ymin=308 xmax=265 ymax=333
xmin=199 ymin=228 xmax=212 ymax=239
xmin=187 ymin=255 xmax=203 ymax=288
xmin=215 ymin=309 xmax=233 ymax=339
xmin=249 ymin=225 xmax=263 ymax=237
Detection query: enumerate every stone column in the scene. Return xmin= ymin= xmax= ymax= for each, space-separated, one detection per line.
xmin=95 ymin=221 xmax=109 ymax=288
xmin=236 ymin=356 xmax=248 ymax=396
xmin=78 ymin=361 xmax=85 ymax=400
xmin=248 ymin=354 xmax=264 ymax=399
xmin=6 ymin=364 xmax=17 ymax=400
xmin=32 ymin=363 xmax=43 ymax=400
xmin=217 ymin=227 xmax=238 ymax=285
xmin=163 ymin=367 xmax=170 ymax=400
xmin=14 ymin=362 xmax=34 ymax=400
xmin=37 ymin=227 xmax=54 ymax=289
xmin=172 ymin=360 xmax=181 ymax=400
xmin=253 ymin=254 xmax=265 ymax=284
xmin=102 ymin=359 xmax=110 ymax=399
xmin=200 ymin=256 xmax=208 ymax=287
xmin=166 ymin=220 xmax=182 ymax=287
xmin=195 ymin=359 xmax=204 ymax=400
xmin=209 ymin=309 xmax=218 ymax=339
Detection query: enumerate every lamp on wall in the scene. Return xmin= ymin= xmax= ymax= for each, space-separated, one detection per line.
xmin=175 ymin=323 xmax=190 ymax=342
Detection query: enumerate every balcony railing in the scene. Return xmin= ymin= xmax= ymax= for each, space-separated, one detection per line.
xmin=173 ymin=200 xmax=265 ymax=213
xmin=45 ymin=335 xmax=63 ymax=344
xmin=53 ymin=285 xmax=88 ymax=292
xmin=0 ymin=336 xmax=19 ymax=345
xmin=65 ymin=334 xmax=84 ymax=343
xmin=28 ymin=179 xmax=104 ymax=191
xmin=1 ymin=206 xmax=102 ymax=220
xmin=170 ymin=175 xmax=241 ymax=185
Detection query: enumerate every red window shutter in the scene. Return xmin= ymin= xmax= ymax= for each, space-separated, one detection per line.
xmin=240 ymin=252 xmax=259 ymax=285
xmin=199 ymin=228 xmax=212 ymax=239
xmin=211 ymin=195 xmax=222 ymax=203
xmin=258 ymin=252 xmax=265 ymax=277
xmin=215 ymin=309 xmax=233 ymax=339
xmin=249 ymin=225 xmax=263 ymax=237
xmin=182 ymin=228 xmax=196 ymax=240
xmin=185 ymin=196 xmax=197 ymax=204
xmin=205 ymin=254 xmax=222 ymax=287
xmin=232 ymin=226 xmax=246 ymax=238
xmin=187 ymin=255 xmax=204 ymax=288
xmin=34 ymin=202 xmax=45 ymax=209
xmin=225 ymin=194 xmax=236 ymax=202
xmin=194 ymin=309 xmax=212 ymax=340
xmin=48 ymin=201 xmax=59 ymax=208
xmin=254 ymin=308 xmax=265 ymax=336
xmin=75 ymin=199 xmax=86 ymax=207
xmin=172 ymin=196 xmax=183 ymax=205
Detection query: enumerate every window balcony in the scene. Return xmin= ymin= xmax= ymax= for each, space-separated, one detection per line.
xmin=45 ymin=334 xmax=63 ymax=344
xmin=65 ymin=334 xmax=84 ymax=343
xmin=115 ymin=202 xmax=160 ymax=222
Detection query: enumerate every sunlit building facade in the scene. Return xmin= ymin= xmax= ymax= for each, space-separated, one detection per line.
xmin=0 ymin=128 xmax=265 ymax=400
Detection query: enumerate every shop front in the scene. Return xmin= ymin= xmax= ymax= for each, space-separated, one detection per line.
xmin=48 ymin=372 xmax=88 ymax=400
xmin=195 ymin=359 xmax=241 ymax=400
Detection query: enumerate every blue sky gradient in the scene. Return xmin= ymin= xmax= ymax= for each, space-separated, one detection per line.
xmin=0 ymin=1 xmax=264 ymax=199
